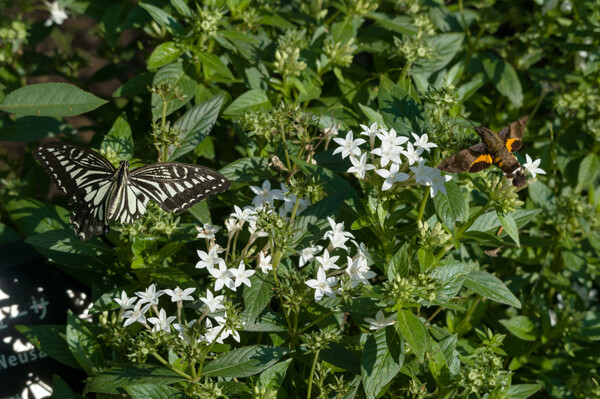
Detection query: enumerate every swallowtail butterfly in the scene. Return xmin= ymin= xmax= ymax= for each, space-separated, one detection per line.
xmin=33 ymin=142 xmax=231 ymax=241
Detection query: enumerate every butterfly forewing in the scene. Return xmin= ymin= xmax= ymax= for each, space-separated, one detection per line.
xmin=130 ymin=163 xmax=231 ymax=214
xmin=33 ymin=142 xmax=115 ymax=195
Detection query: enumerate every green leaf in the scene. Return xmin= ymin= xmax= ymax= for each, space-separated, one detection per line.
xmin=468 ymin=209 xmax=541 ymax=232
xmin=101 ymin=112 xmax=133 ymax=160
xmin=113 ymin=73 xmax=154 ymax=97
xmin=26 ymin=229 xmax=114 ymax=257
xmin=201 ymin=345 xmax=290 ymax=378
xmin=411 ymin=33 xmax=464 ymax=74
xmin=51 ymin=375 xmax=84 ymax=399
xmin=417 ymin=248 xmax=435 ymax=272
xmin=170 ymin=0 xmax=192 ymax=17
xmin=506 ymin=384 xmax=541 ymax=399
xmin=139 ymin=3 xmax=183 ymax=36
xmin=66 ymin=311 xmax=103 ymax=374
xmin=433 ymin=180 xmax=468 ymax=229
xmin=151 ymin=60 xmax=196 ymax=120
xmin=293 ymin=190 xmax=347 ymax=248
xmin=125 ymin=385 xmax=189 ymax=399
xmin=147 ymin=41 xmax=182 ymax=70
xmin=358 ymin=104 xmax=386 ymax=129
xmin=497 ymin=213 xmax=520 ymax=246
xmin=499 ymin=315 xmax=537 ymax=341
xmin=223 ymin=89 xmax=271 ymax=117
xmin=482 ymin=53 xmax=523 ymax=107
xmin=220 ymin=157 xmax=276 ymax=182
xmin=258 ymin=359 xmax=292 ymax=392
xmin=361 ymin=328 xmax=404 ymax=398
xmin=577 ymin=153 xmax=600 ymax=190
xmin=387 ymin=242 xmax=409 ymax=279
xmin=378 ymin=75 xmax=428 ymax=135
xmin=321 ymin=343 xmax=362 ymax=375
xmin=242 ymin=273 xmax=275 ymax=323
xmin=6 ymin=198 xmax=69 ymax=235
xmin=197 ymin=51 xmax=235 ymax=81
xmin=188 ymin=201 xmax=211 ymax=223
xmin=0 ymin=83 xmax=107 ymax=116
xmin=14 ymin=325 xmax=80 ymax=369
xmin=397 ymin=309 xmax=429 ymax=362
xmin=0 ymin=116 xmax=75 ymax=141
xmin=85 ymin=364 xmax=185 ymax=394
xmin=169 ymin=94 xmax=224 ymax=161
xmin=464 ymin=270 xmax=521 ymax=308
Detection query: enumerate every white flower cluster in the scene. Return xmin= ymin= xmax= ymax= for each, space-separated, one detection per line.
xmin=248 ymin=180 xmax=311 ymax=217
xmin=114 ymin=284 xmax=239 ymax=344
xmin=332 ymin=122 xmax=452 ymax=197
xmin=303 ymin=217 xmax=377 ymax=301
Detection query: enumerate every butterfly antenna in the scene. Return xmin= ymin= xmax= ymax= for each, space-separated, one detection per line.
xmin=458 ymin=114 xmax=478 ymax=129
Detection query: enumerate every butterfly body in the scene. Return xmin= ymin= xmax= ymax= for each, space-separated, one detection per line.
xmin=34 ymin=142 xmax=230 ymax=241
xmin=438 ymin=116 xmax=528 ymax=187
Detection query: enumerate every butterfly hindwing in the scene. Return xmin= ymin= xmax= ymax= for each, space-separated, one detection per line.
xmin=130 ymin=163 xmax=231 ymax=214
xmin=438 ymin=142 xmax=488 ymax=173
xmin=498 ymin=116 xmax=528 ymax=153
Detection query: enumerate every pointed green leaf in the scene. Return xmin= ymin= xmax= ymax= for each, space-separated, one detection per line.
xmin=498 ymin=212 xmax=520 ymax=246
xmin=361 ymin=328 xmax=404 ymax=397
xmin=387 ymin=242 xmax=409 ymax=279
xmin=202 ymin=345 xmax=290 ymax=378
xmin=197 ymin=51 xmax=235 ymax=81
xmin=169 ymin=94 xmax=224 ymax=161
xmin=464 ymin=270 xmax=521 ymax=308
xmin=101 ymin=112 xmax=133 ymax=160
xmin=223 ymin=89 xmax=271 ymax=117
xmin=139 ymin=3 xmax=183 ymax=35
xmin=577 ymin=153 xmax=600 ymax=190
xmin=14 ymin=325 xmax=80 ymax=369
xmin=151 ymin=60 xmax=196 ymax=120
xmin=243 ymin=273 xmax=275 ymax=323
xmin=433 ymin=180 xmax=468 ymax=229
xmin=0 ymin=83 xmax=107 ymax=116
xmin=499 ymin=315 xmax=537 ymax=341
xmin=147 ymin=41 xmax=182 ymax=70
xmin=483 ymin=53 xmax=523 ymax=107
xmin=378 ymin=75 xmax=428 ymax=135
xmin=397 ymin=309 xmax=429 ymax=362
xmin=66 ymin=312 xmax=103 ymax=374
xmin=85 ymin=364 xmax=184 ymax=394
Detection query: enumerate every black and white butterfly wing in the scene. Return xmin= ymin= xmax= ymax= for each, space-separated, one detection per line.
xmin=129 ymin=163 xmax=231 ymax=214
xmin=33 ymin=143 xmax=117 ymax=240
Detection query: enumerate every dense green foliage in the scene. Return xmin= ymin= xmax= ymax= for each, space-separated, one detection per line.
xmin=1 ymin=0 xmax=599 ymax=398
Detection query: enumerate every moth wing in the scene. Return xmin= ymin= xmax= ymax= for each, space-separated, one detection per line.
xmin=438 ymin=143 xmax=488 ymax=173
xmin=498 ymin=116 xmax=528 ymax=152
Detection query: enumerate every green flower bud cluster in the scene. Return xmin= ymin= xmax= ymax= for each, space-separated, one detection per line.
xmin=395 ymin=0 xmax=422 ymax=15
xmin=0 ymin=20 xmax=27 ymax=42
xmin=300 ymin=327 xmax=341 ymax=354
xmin=555 ymin=86 xmax=599 ymax=115
xmin=424 ymin=83 xmax=460 ymax=123
xmin=394 ymin=35 xmax=434 ymax=65
xmin=274 ymin=47 xmax=306 ymax=78
xmin=194 ymin=7 xmax=224 ymax=38
xmin=345 ymin=0 xmax=379 ymax=16
xmin=417 ymin=220 xmax=451 ymax=251
xmin=484 ymin=174 xmax=524 ymax=214
xmin=323 ymin=37 xmax=357 ymax=68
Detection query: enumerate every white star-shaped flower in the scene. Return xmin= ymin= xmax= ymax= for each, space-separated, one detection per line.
xmin=377 ymin=128 xmax=409 ymax=148
xmin=122 ymin=303 xmax=151 ymax=327
xmin=426 ymin=168 xmax=452 ymax=198
xmin=315 ymin=249 xmax=340 ymax=271
xmin=148 ymin=308 xmax=177 ymax=333
xmin=209 ymin=263 xmax=235 ymax=291
xmin=162 ymin=287 xmax=196 ymax=302
xmin=114 ymin=291 xmax=137 ymax=310
xmin=402 ymin=142 xmax=423 ymax=165
xmin=44 ymin=1 xmax=68 ymax=27
xmin=371 ymin=142 xmax=403 ymax=167
xmin=195 ymin=223 xmax=220 ymax=240
xmin=299 ymin=245 xmax=323 ymax=267
xmin=257 ymin=251 xmax=272 ymax=273
xmin=411 ymin=132 xmax=438 ymax=153
xmin=305 ymin=267 xmax=339 ymax=302
xmin=347 ymin=152 xmax=376 ymax=179
xmin=364 ymin=310 xmax=396 ymax=330
xmin=409 ymin=160 xmax=433 ymax=185
xmin=250 ymin=180 xmax=282 ymax=207
xmin=359 ymin=122 xmax=381 ymax=139
xmin=376 ymin=163 xmax=410 ymax=191
xmin=324 ymin=217 xmax=354 ymax=250
xmin=522 ymin=154 xmax=546 ymax=179
xmin=346 ymin=256 xmax=376 ymax=287
xmin=196 ymin=246 xmax=225 ymax=271
xmin=332 ymin=131 xmax=366 ymax=159
xmin=135 ymin=284 xmax=163 ymax=306
xmin=229 ymin=261 xmax=255 ymax=288
xmin=199 ymin=289 xmax=225 ymax=313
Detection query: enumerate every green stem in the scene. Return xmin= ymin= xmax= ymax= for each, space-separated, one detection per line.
xmin=280 ymin=125 xmax=293 ymax=172
xmin=411 ymin=188 xmax=429 ymax=246
xmin=152 ymin=352 xmax=191 ymax=379
xmin=306 ymin=349 xmax=321 ymax=399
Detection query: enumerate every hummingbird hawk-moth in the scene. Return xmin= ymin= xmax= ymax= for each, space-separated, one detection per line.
xmin=438 ymin=116 xmax=528 ymax=187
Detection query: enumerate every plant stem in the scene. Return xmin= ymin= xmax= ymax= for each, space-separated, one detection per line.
xmin=306 ymin=349 xmax=321 ymax=399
